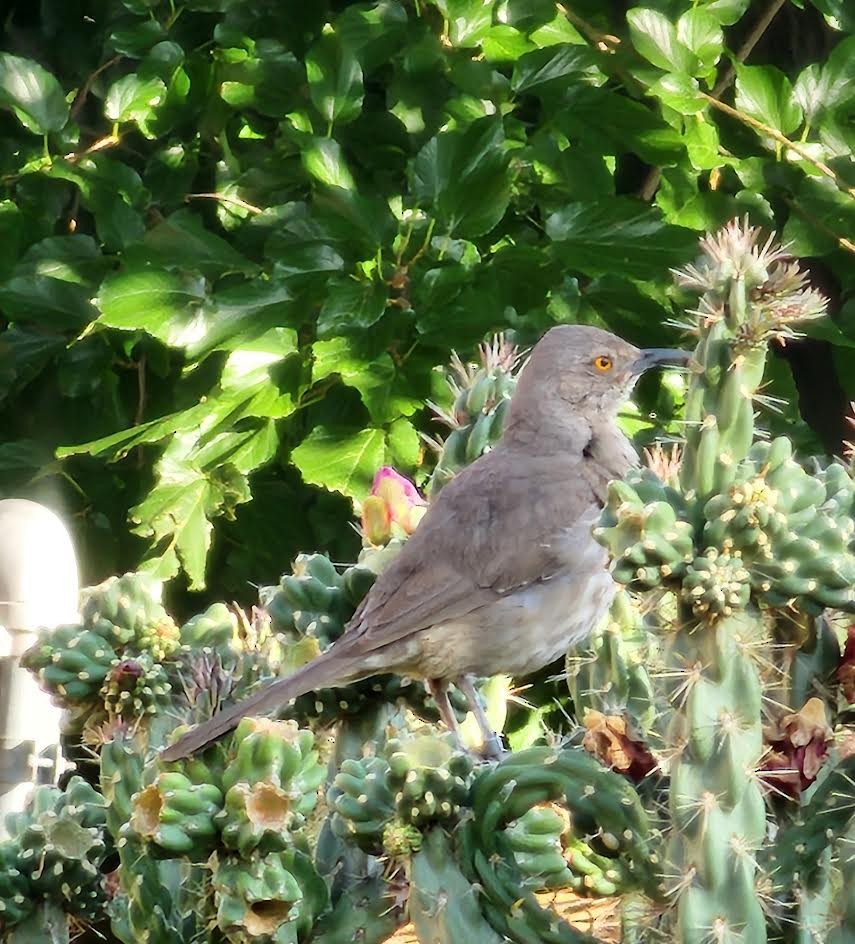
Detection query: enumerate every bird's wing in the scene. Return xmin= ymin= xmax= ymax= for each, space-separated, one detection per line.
xmin=344 ymin=445 xmax=604 ymax=655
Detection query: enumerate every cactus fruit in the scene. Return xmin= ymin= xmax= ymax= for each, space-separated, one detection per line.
xmin=327 ymin=756 xmax=396 ymax=853
xmin=217 ymin=719 xmax=324 ymax=856
xmin=129 ymin=771 xmax=223 ymax=858
xmin=212 ymin=847 xmax=328 ymax=944
xmin=386 ymin=732 xmax=474 ymax=827
xmin=426 ymin=334 xmax=522 ymax=497
xmin=101 ymin=653 xmax=173 ymax=719
xmin=262 ymin=554 xmax=369 ymax=650
xmin=680 ymin=547 xmax=751 ymax=619
xmin=381 ymin=819 xmax=423 ymax=858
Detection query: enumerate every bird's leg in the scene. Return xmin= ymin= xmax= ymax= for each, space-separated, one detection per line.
xmin=426 ymin=678 xmax=464 ymax=750
xmin=457 ymin=674 xmax=505 ymax=760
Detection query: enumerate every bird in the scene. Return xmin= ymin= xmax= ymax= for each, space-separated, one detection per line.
xmin=161 ymin=325 xmax=687 ymax=761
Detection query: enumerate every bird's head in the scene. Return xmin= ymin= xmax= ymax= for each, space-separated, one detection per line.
xmin=505 ymin=324 xmax=688 ymax=435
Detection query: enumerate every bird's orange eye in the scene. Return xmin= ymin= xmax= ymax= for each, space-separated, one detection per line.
xmin=593 ymin=355 xmax=613 ymax=372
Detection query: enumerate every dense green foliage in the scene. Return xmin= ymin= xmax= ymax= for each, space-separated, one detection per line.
xmin=0 ymin=0 xmax=853 ymax=612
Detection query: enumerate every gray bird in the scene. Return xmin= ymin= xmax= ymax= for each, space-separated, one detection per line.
xmin=161 ymin=325 xmax=686 ymax=761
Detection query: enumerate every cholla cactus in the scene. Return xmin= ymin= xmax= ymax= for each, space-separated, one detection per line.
xmin=425 ymin=333 xmax=523 ymax=497
xmin=592 ymin=219 xmax=855 ymax=942
xmin=13 ymin=220 xmax=855 ymax=944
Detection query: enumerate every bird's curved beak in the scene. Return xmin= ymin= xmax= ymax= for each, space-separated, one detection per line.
xmin=631 ymin=348 xmax=691 ymax=375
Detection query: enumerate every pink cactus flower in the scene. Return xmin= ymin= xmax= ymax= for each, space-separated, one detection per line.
xmin=361 ymin=467 xmax=426 ymax=546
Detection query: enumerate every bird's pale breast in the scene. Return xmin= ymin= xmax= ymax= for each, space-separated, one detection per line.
xmin=400 ymin=510 xmax=615 ymax=679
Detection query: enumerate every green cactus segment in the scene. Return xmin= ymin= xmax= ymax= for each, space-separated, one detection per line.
xmin=504 ymin=803 xmax=634 ymax=896
xmin=4 ymin=777 xmax=108 ymax=921
xmin=81 ymin=572 xmax=180 ymax=658
xmin=21 ymin=624 xmax=117 ymax=703
xmin=180 ymin=603 xmax=238 ymax=651
xmin=0 ymin=841 xmax=33 ymax=929
xmin=212 ymin=847 xmax=328 ymax=944
xmin=665 ymin=608 xmax=767 ymax=943
xmin=426 ymin=336 xmax=521 ymax=498
xmin=218 ymin=719 xmax=324 ymax=856
xmin=594 ymin=470 xmax=696 ymax=591
xmin=381 ymin=819 xmax=423 ymax=858
xmin=566 ymin=590 xmax=657 ymax=731
xmin=327 ymin=756 xmax=396 ymax=853
xmin=680 ymin=548 xmax=751 ymax=619
xmin=261 ymin=554 xmax=371 ymax=649
xmin=829 ymin=820 xmax=855 ymax=944
xmin=676 ymin=221 xmax=828 ymax=506
xmin=310 ymin=875 xmax=406 ymax=944
xmin=261 ymin=554 xmax=449 ymax=724
xmin=702 ymin=441 xmax=855 ymax=614
xmin=101 ymin=653 xmax=173 ymax=718
xmin=22 ymin=572 xmax=184 ymax=716
xmin=386 ymin=733 xmax=474 ymax=827
xmin=116 ymin=849 xmax=196 ymax=944
xmin=130 ymin=771 xmax=223 ymax=858
xmin=101 ymin=735 xmax=146 ymax=838
xmin=409 ymin=828 xmax=504 ymax=944
xmin=461 ymin=747 xmax=659 ymax=944
xmin=766 ymin=754 xmax=855 ymax=899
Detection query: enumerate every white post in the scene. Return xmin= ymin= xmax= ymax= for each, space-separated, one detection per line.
xmin=0 ymin=499 xmax=79 ymax=837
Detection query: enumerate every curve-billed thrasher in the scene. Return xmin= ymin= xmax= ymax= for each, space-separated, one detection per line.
xmin=161 ymin=325 xmax=687 ymax=761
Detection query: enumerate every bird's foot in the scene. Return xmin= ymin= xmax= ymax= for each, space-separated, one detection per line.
xmin=476 ymin=732 xmax=508 ymax=762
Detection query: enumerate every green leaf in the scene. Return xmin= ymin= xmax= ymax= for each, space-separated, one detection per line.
xmin=735 ymin=64 xmax=803 ymax=134
xmin=130 ymin=432 xmax=250 ymax=589
xmin=683 ymin=117 xmax=721 ymax=170
xmin=626 ymin=8 xmax=697 ymax=74
xmin=412 ymin=116 xmax=511 ymax=237
xmin=701 ymin=0 xmax=750 ymax=25
xmin=317 ymin=279 xmax=389 ymax=337
xmin=0 ymin=327 xmax=64 ymax=402
xmin=430 ymin=0 xmax=493 ymax=46
xmin=337 ymin=1 xmax=409 ymax=73
xmin=188 ymin=282 xmax=297 ymax=358
xmin=0 ymin=274 xmax=98 ymax=328
xmin=0 ymin=53 xmax=68 ymax=134
xmin=557 ymin=86 xmax=684 ymax=165
xmin=97 ymin=267 xmax=207 ymax=346
xmin=676 ymin=10 xmax=723 ymax=74
xmin=302 ymin=138 xmax=357 ymax=190
xmin=511 ymin=44 xmax=598 ymax=94
xmin=58 ymin=336 xmax=298 ymax=461
xmin=292 ymin=426 xmax=386 ymax=500
xmin=650 ymin=74 xmax=705 ymax=114
xmin=545 ymin=200 xmax=696 ymax=280
xmin=312 ymin=337 xmax=420 ymax=423
xmin=135 ymin=210 xmax=257 ymax=277
xmin=105 ymin=74 xmax=167 ymax=125
xmin=481 ymin=26 xmax=536 ymax=63
xmin=386 ymin=417 xmax=420 ymax=469
xmin=305 ymin=32 xmax=364 ymax=127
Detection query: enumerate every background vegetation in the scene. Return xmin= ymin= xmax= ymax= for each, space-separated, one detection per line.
xmin=0 ymin=0 xmax=853 ymax=614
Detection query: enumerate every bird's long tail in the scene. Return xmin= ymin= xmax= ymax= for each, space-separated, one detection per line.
xmin=159 ymin=648 xmax=365 ymax=761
